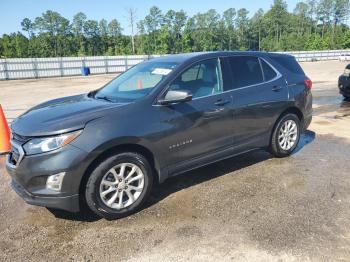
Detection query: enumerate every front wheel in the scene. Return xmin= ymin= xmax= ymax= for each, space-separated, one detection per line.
xmin=270 ymin=114 xmax=301 ymax=158
xmin=85 ymin=152 xmax=153 ymax=219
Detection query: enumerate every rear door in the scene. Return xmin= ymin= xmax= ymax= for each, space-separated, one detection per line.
xmin=223 ymin=56 xmax=288 ymax=151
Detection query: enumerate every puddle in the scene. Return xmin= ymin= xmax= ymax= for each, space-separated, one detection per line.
xmin=313 ymin=96 xmax=350 ymax=117
xmin=334 ymin=113 xmax=350 ymax=119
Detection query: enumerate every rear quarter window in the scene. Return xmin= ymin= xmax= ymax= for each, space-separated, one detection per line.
xmin=260 ymin=59 xmax=277 ymax=81
xmin=269 ymin=55 xmax=305 ymax=75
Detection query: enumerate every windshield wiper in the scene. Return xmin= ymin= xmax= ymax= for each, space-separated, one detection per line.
xmin=95 ymin=95 xmax=115 ymax=103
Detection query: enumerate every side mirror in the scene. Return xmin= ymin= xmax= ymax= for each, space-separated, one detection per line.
xmin=158 ymin=90 xmax=193 ymax=105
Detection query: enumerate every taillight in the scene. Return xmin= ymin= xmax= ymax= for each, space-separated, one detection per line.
xmin=304 ymin=78 xmax=312 ymax=89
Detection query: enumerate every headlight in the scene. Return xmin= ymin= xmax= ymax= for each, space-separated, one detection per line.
xmin=23 ymin=130 xmax=82 ymax=155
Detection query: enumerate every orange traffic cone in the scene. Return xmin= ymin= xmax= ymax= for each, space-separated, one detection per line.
xmin=0 ymin=104 xmax=10 ymax=155
xmin=137 ymin=79 xmax=142 ymax=90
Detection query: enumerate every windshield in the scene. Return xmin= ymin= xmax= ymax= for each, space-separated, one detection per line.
xmin=95 ymin=61 xmax=178 ymax=102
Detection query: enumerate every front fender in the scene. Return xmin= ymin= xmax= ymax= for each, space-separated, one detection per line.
xmin=70 ymin=115 xmax=166 ymax=183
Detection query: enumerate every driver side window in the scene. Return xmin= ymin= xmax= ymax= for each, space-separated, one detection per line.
xmin=168 ymin=59 xmax=223 ymax=99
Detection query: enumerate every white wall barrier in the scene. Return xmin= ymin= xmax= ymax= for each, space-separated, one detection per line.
xmin=0 ymin=50 xmax=349 ymax=80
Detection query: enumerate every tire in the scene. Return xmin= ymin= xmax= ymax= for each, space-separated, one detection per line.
xmin=269 ymin=113 xmax=301 ymax=158
xmin=85 ymin=152 xmax=153 ymax=220
xmin=343 ymin=95 xmax=350 ymax=101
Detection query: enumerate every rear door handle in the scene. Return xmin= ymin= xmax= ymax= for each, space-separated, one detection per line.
xmin=272 ymin=86 xmax=283 ymax=92
xmin=214 ymin=99 xmax=230 ymax=106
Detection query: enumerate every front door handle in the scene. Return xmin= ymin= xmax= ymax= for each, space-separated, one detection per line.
xmin=272 ymin=86 xmax=283 ymax=92
xmin=214 ymin=99 xmax=230 ymax=106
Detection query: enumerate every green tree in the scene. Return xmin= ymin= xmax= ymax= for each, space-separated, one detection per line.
xmin=250 ymin=9 xmax=265 ymax=50
xmin=343 ymin=29 xmax=350 ymax=48
xmin=1 ymin=3 xmax=350 ymax=58
xmin=108 ymin=19 xmax=123 ymax=55
xmin=72 ymin=12 xmax=87 ymax=56
xmin=21 ymin=18 xmax=34 ymax=39
xmin=99 ymin=19 xmax=108 ymax=54
xmin=236 ymin=8 xmax=250 ymax=50
xmin=294 ymin=2 xmax=310 ymax=36
xmin=144 ymin=6 xmax=163 ymax=53
xmin=34 ymin=10 xmax=71 ymax=56
xmin=307 ymin=0 xmax=318 ymax=34
xmin=223 ymin=8 xmax=237 ymax=50
xmin=264 ymin=0 xmax=290 ymax=48
xmin=317 ymin=0 xmax=334 ymax=38
xmin=83 ymin=20 xmax=100 ymax=55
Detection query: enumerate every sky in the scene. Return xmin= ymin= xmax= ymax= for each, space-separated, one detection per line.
xmin=0 ymin=0 xmax=301 ymax=36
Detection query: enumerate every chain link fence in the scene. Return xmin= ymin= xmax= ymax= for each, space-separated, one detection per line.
xmin=0 ymin=50 xmax=349 ymax=80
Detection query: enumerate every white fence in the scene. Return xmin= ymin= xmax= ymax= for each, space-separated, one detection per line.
xmin=0 ymin=50 xmax=349 ymax=80
xmin=278 ymin=49 xmax=350 ymax=62
xmin=0 ymin=55 xmax=162 ymax=80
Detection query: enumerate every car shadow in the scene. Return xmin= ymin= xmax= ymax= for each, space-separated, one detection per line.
xmin=146 ymin=149 xmax=272 ymax=208
xmin=48 ymin=130 xmax=316 ymax=222
xmin=47 ymin=204 xmax=101 ymax=222
xmin=293 ymin=130 xmax=316 ymax=154
xmin=147 ymin=131 xmax=316 ymax=210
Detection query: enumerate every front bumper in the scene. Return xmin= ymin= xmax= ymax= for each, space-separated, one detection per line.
xmin=11 ymin=179 xmax=80 ymax=212
xmin=6 ymin=142 xmax=89 ymax=213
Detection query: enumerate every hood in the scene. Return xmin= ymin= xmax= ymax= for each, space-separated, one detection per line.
xmin=11 ymin=94 xmax=127 ymax=137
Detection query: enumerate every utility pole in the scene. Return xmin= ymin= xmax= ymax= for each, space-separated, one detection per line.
xmin=126 ymin=8 xmax=137 ymax=54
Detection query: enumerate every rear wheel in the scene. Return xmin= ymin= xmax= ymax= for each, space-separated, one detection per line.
xmin=85 ymin=152 xmax=153 ymax=219
xmin=270 ymin=114 xmax=301 ymax=158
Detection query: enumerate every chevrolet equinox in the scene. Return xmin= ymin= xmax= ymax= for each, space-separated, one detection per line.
xmin=6 ymin=52 xmax=312 ymax=219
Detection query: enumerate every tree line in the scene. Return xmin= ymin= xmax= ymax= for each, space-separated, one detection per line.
xmin=0 ymin=0 xmax=350 ymax=58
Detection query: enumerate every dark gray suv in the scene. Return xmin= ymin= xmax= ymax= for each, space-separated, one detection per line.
xmin=6 ymin=52 xmax=312 ymax=219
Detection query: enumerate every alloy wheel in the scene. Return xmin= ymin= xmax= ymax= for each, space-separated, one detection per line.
xmin=99 ymin=163 xmax=144 ymax=210
xmin=278 ymin=119 xmax=298 ymax=151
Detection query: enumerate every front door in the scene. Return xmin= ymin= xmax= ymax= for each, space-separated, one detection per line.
xmin=157 ymin=58 xmax=233 ymax=171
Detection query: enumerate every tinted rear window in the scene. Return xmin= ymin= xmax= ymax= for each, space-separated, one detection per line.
xmin=260 ymin=59 xmax=277 ymax=81
xmin=270 ymin=55 xmax=304 ymax=75
xmin=227 ymin=56 xmax=263 ymax=89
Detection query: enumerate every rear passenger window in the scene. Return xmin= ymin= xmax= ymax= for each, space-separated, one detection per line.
xmin=227 ymin=56 xmax=263 ymax=89
xmin=260 ymin=59 xmax=277 ymax=81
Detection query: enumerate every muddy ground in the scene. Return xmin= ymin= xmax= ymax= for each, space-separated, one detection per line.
xmin=0 ymin=60 xmax=350 ymax=261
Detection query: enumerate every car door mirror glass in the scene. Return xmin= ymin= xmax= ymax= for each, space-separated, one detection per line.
xmin=158 ymin=90 xmax=193 ymax=105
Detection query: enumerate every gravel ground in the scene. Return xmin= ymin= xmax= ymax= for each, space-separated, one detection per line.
xmin=0 ymin=60 xmax=350 ymax=261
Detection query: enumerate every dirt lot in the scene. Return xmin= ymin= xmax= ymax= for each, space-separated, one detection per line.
xmin=0 ymin=60 xmax=350 ymax=261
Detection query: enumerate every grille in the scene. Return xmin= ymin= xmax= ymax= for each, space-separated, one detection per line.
xmin=8 ymin=133 xmax=27 ymax=167
xmin=9 ymin=151 xmax=19 ymax=165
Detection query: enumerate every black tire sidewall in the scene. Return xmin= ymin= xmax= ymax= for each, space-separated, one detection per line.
xmin=85 ymin=153 xmax=153 ymax=219
xmin=271 ymin=114 xmax=301 ymax=157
